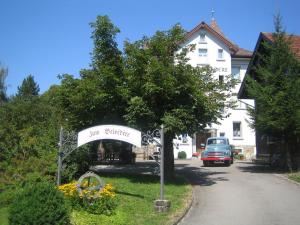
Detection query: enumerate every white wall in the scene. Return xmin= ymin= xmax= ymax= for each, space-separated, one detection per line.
xmin=173 ymin=135 xmax=193 ymax=159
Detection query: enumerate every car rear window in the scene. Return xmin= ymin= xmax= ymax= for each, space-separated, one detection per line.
xmin=207 ymin=139 xmax=226 ymax=145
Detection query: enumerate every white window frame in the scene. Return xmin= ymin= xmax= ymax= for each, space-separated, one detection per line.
xmin=232 ymin=66 xmax=241 ymax=80
xmin=198 ymin=48 xmax=208 ymax=57
xmin=233 ymin=121 xmax=242 ymax=139
xmin=217 ymin=49 xmax=224 ymax=60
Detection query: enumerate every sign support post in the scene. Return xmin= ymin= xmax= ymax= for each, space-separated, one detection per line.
xmin=154 ymin=124 xmax=170 ymax=212
xmin=160 ymin=124 xmax=164 ymax=201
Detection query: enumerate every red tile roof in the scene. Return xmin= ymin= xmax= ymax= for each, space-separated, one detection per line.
xmin=184 ymin=21 xmax=252 ymax=58
xmin=238 ymin=31 xmax=300 ymax=99
xmin=261 ymin=32 xmax=300 ymax=60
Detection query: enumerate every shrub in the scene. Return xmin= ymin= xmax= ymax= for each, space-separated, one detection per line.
xmin=9 ymin=182 xmax=70 ymax=225
xmin=178 ymin=151 xmax=187 ymax=159
xmin=234 ymin=153 xmax=245 ymax=160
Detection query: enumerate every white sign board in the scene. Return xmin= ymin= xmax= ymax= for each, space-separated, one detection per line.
xmin=77 ymin=125 xmax=141 ymax=148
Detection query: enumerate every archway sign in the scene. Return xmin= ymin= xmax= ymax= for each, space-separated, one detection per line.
xmin=57 ymin=124 xmax=168 ymax=212
xmin=77 ymin=125 xmax=141 ymax=148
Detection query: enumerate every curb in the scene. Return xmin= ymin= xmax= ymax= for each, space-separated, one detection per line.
xmin=172 ymin=184 xmax=194 ymax=225
xmin=273 ymin=173 xmax=300 ymax=187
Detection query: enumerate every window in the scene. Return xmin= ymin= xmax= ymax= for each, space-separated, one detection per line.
xmin=220 ymin=132 xmax=225 ymax=137
xmin=218 ymin=49 xmax=224 ymax=59
xmin=199 ymin=32 xmax=206 ymax=43
xmin=219 ymin=75 xmax=224 ymax=84
xmin=232 ymin=66 xmax=240 ymax=79
xmin=199 ymin=48 xmax=207 ymax=57
xmin=233 ymin=122 xmax=242 ymax=138
xmin=182 ymin=134 xmax=188 ymax=143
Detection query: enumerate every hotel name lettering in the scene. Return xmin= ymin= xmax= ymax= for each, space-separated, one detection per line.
xmin=215 ymin=67 xmax=228 ymax=73
xmin=89 ymin=128 xmax=130 ymax=137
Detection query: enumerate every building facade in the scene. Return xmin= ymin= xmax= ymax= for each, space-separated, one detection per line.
xmin=173 ymin=19 xmax=256 ymax=159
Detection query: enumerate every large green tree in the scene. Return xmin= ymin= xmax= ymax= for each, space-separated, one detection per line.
xmin=124 ymin=25 xmax=234 ymax=176
xmin=57 ymin=16 xmax=127 ymax=129
xmin=246 ymin=15 xmax=300 ymax=171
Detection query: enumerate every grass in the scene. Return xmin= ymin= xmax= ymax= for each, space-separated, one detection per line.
xmin=71 ymin=173 xmax=191 ymax=225
xmin=288 ymin=172 xmax=300 ymax=183
xmin=0 ymin=173 xmax=191 ymax=225
xmin=0 ymin=207 xmax=9 ymax=225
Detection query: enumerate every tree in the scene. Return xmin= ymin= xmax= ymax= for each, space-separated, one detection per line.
xmin=0 ymin=64 xmax=8 ymax=104
xmin=124 ymin=25 xmax=235 ymax=177
xmin=57 ymin=16 xmax=127 ymax=129
xmin=246 ymin=15 xmax=300 ymax=171
xmin=17 ymin=74 xmax=40 ymax=98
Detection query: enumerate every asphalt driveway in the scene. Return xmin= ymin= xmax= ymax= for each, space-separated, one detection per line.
xmin=175 ymin=159 xmax=300 ymax=225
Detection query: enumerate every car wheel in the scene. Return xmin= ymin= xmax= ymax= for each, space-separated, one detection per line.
xmin=203 ymin=161 xmax=208 ymax=167
xmin=225 ymin=160 xmax=230 ymax=167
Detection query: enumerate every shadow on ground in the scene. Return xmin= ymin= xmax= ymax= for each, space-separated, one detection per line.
xmin=90 ymin=161 xmax=187 ymax=186
xmin=235 ymin=161 xmax=285 ymax=174
xmin=175 ymin=163 xmax=229 ymax=186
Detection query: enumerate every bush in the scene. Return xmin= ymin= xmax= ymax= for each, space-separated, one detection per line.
xmin=234 ymin=153 xmax=245 ymax=160
xmin=178 ymin=151 xmax=187 ymax=159
xmin=9 ymin=182 xmax=70 ymax=225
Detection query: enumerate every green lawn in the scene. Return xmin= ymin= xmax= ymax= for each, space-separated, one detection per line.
xmin=0 ymin=173 xmax=191 ymax=225
xmin=0 ymin=207 xmax=9 ymax=225
xmin=288 ymin=172 xmax=300 ymax=183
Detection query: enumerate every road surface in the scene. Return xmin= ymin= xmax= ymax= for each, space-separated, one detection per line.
xmin=175 ymin=160 xmax=300 ymax=225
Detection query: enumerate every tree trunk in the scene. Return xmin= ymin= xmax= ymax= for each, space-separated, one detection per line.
xmin=163 ymin=132 xmax=175 ymax=179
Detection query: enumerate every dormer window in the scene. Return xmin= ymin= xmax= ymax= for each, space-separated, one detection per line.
xmin=218 ymin=49 xmax=224 ymax=60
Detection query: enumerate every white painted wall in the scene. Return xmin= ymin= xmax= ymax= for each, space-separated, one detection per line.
xmin=173 ymin=135 xmax=193 ymax=159
xmin=174 ymin=26 xmax=256 ymax=159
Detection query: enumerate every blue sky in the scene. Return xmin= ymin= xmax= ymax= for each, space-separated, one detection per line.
xmin=1 ymin=0 xmax=300 ymax=96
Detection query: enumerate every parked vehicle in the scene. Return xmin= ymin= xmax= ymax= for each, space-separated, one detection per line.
xmin=201 ymin=137 xmax=233 ymax=166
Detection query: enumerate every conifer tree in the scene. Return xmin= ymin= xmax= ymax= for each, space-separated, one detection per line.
xmin=17 ymin=74 xmax=40 ymax=98
xmin=246 ymin=15 xmax=300 ymax=171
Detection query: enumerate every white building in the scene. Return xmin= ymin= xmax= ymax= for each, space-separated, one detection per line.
xmin=173 ymin=18 xmax=256 ymax=159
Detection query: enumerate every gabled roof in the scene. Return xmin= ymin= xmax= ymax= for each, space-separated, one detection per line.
xmin=184 ymin=21 xmax=252 ymax=58
xmin=238 ymin=32 xmax=300 ymax=99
